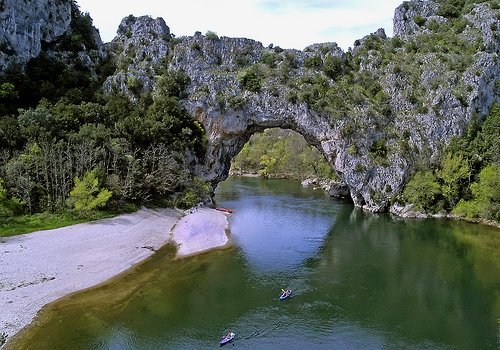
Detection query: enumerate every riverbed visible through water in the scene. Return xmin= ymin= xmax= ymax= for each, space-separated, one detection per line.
xmin=7 ymin=177 xmax=500 ymax=349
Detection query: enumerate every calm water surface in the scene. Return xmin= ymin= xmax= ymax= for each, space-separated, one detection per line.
xmin=8 ymin=177 xmax=500 ymax=349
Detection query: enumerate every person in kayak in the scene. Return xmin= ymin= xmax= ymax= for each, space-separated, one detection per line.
xmin=281 ymin=289 xmax=291 ymax=297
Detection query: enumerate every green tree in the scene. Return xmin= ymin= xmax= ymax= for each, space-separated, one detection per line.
xmin=402 ymin=171 xmax=441 ymax=211
xmin=175 ymin=177 xmax=210 ymax=208
xmin=0 ymin=178 xmax=20 ymax=218
xmin=0 ymin=82 xmax=17 ymax=99
xmin=238 ymin=64 xmax=264 ymax=93
xmin=437 ymin=153 xmax=470 ymax=208
xmin=68 ymin=169 xmax=112 ymax=212
xmin=5 ymin=143 xmax=44 ymax=213
xmin=322 ymin=55 xmax=344 ymax=80
xmin=453 ymin=165 xmax=500 ymax=221
xmin=259 ymin=153 xmax=278 ymax=177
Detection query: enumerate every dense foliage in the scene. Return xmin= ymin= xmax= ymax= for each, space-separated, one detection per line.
xmin=235 ymin=0 xmax=497 ymax=222
xmin=231 ymin=128 xmax=337 ymax=180
xmin=0 ymin=68 xmax=207 ymax=220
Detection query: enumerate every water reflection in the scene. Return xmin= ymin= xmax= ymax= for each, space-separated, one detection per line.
xmin=7 ymin=177 xmax=499 ymax=350
xmin=314 ymin=207 xmax=499 ymax=349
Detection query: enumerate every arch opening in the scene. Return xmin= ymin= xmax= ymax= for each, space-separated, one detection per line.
xmin=215 ymin=127 xmax=351 ymax=200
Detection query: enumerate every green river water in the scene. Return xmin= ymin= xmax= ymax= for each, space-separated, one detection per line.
xmin=7 ymin=177 xmax=500 ymax=349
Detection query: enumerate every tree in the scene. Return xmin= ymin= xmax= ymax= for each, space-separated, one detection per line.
xmin=238 ymin=64 xmax=264 ymax=93
xmin=453 ymin=165 xmax=500 ymax=221
xmin=0 ymin=178 xmax=20 ymax=218
xmin=322 ymin=55 xmax=344 ymax=80
xmin=437 ymin=153 xmax=469 ymax=208
xmin=68 ymin=169 xmax=112 ymax=212
xmin=402 ymin=171 xmax=441 ymax=211
xmin=0 ymin=82 xmax=17 ymax=100
xmin=5 ymin=143 xmax=44 ymax=213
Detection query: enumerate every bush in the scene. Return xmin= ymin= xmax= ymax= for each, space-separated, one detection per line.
xmin=322 ymin=55 xmax=344 ymax=80
xmin=437 ymin=4 xmax=461 ymax=18
xmin=205 ymin=30 xmax=219 ymax=40
xmin=369 ymin=139 xmax=388 ymax=158
xmin=304 ymin=55 xmax=322 ymax=69
xmin=238 ymin=65 xmax=264 ymax=93
xmin=437 ymin=153 xmax=470 ymax=208
xmin=402 ymin=171 xmax=441 ymax=211
xmin=453 ymin=165 xmax=500 ymax=221
xmin=261 ymin=51 xmax=281 ymax=68
xmin=228 ymin=95 xmax=246 ymax=110
xmin=414 ymin=16 xmax=426 ymax=26
xmin=175 ymin=177 xmax=210 ymax=208
xmin=0 ymin=178 xmax=21 ymax=218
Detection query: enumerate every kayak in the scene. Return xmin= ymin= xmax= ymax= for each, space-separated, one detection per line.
xmin=220 ymin=332 xmax=235 ymax=347
xmin=279 ymin=290 xmax=292 ymax=300
xmin=216 ymin=207 xmax=234 ymax=213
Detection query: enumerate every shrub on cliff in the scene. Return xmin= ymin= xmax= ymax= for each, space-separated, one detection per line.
xmin=238 ymin=64 xmax=264 ymax=93
xmin=402 ymin=171 xmax=441 ymax=211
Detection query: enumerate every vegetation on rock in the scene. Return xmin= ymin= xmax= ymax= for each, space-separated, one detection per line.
xmin=0 ymin=0 xmax=498 ymax=231
xmin=0 ymin=5 xmax=208 ymax=233
xmin=401 ymin=103 xmax=499 ymax=221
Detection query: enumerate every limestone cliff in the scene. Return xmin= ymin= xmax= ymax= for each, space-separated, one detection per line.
xmin=103 ymin=1 xmax=498 ymax=212
xmin=0 ymin=0 xmax=105 ymax=77
xmin=0 ymin=0 xmax=72 ymax=71
xmin=102 ymin=15 xmax=171 ymax=100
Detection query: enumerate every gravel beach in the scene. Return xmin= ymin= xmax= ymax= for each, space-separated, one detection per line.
xmin=172 ymin=207 xmax=230 ymax=257
xmin=0 ymin=207 xmax=230 ymax=344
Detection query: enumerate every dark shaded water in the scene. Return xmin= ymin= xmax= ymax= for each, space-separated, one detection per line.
xmin=8 ymin=177 xmax=500 ymax=349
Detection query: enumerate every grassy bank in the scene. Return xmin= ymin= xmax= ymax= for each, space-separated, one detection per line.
xmin=0 ymin=207 xmax=138 ymax=238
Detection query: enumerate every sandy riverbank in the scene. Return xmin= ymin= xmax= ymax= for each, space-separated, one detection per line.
xmin=0 ymin=207 xmax=231 ymax=345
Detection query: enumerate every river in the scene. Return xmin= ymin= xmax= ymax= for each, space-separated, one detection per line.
xmin=7 ymin=177 xmax=500 ymax=349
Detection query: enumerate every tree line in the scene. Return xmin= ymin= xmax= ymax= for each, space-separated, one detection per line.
xmin=0 ymin=59 xmax=208 ymax=225
xmin=402 ymin=103 xmax=499 ymax=222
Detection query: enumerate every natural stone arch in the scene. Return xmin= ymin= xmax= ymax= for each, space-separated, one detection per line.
xmin=184 ymin=95 xmax=386 ymax=210
xmin=199 ymin=108 xmax=336 ymax=185
xmin=167 ymin=35 xmax=414 ymax=213
xmin=101 ymin=2 xmax=498 ymax=212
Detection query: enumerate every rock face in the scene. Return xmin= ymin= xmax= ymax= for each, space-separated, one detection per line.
xmin=0 ymin=0 xmax=72 ymax=72
xmin=0 ymin=0 xmax=106 ymax=78
xmin=103 ymin=15 xmax=171 ymax=100
xmin=393 ymin=0 xmax=442 ymax=38
xmin=301 ymin=178 xmax=350 ymax=198
xmin=102 ymin=1 xmax=498 ymax=212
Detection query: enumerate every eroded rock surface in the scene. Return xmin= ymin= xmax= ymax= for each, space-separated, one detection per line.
xmin=0 ymin=0 xmax=72 ymax=71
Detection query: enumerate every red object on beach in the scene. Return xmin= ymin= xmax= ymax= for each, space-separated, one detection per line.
xmin=216 ymin=207 xmax=234 ymax=213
